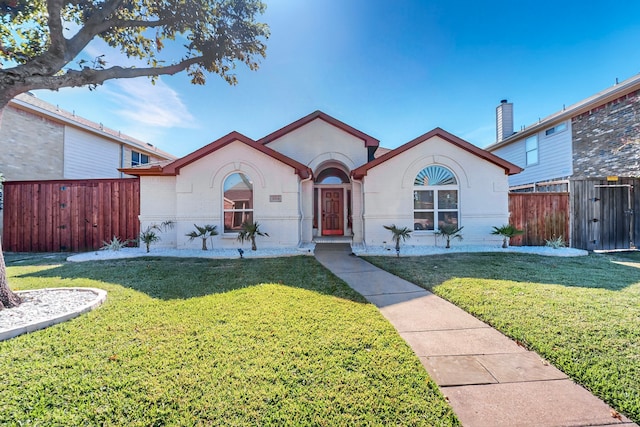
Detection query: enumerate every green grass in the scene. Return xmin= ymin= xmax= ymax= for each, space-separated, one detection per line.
xmin=363 ymin=252 xmax=640 ymax=423
xmin=1 ymin=254 xmax=458 ymax=426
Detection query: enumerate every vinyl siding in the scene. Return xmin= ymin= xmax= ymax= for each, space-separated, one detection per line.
xmin=492 ymin=121 xmax=573 ymax=186
xmin=63 ymin=127 xmax=121 ymax=178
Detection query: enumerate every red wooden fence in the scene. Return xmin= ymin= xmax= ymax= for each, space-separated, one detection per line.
xmin=508 ymin=192 xmax=570 ymax=246
xmin=2 ymin=178 xmax=139 ymax=252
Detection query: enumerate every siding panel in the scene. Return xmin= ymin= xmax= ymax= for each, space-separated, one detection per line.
xmin=493 ymin=122 xmax=573 ymax=187
xmin=64 ymin=127 xmax=121 ymax=178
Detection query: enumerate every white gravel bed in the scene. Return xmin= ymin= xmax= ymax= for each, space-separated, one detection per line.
xmin=66 ymin=242 xmax=587 ymax=262
xmin=0 ymin=288 xmax=106 ymax=340
xmin=67 ymin=245 xmax=316 ymax=262
xmin=353 ymin=244 xmax=589 ymax=257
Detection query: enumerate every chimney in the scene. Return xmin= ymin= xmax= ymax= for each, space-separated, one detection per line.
xmin=496 ymin=99 xmax=514 ymax=142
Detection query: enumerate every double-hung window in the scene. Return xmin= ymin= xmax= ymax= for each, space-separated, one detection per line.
xmin=413 ymin=165 xmax=459 ymax=231
xmin=525 ymin=135 xmax=538 ymax=166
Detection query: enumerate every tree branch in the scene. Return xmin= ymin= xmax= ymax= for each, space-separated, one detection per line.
xmin=45 ymin=57 xmax=202 ymax=89
xmin=47 ymin=0 xmax=65 ymax=53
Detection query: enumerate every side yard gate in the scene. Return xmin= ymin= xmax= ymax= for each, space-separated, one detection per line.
xmin=571 ymin=178 xmax=638 ymax=251
xmin=508 ymin=192 xmax=570 ymax=247
xmin=2 ymin=178 xmax=140 ymax=252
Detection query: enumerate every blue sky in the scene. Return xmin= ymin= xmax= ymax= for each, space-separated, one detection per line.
xmin=34 ymin=0 xmax=640 ymax=157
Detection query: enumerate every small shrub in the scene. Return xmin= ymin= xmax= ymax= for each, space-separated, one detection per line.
xmin=186 ymin=224 xmax=218 ymax=250
xmin=140 ymin=220 xmax=174 ymax=253
xmin=101 ymin=236 xmax=129 ymax=251
xmin=383 ymin=224 xmax=412 ymax=257
xmin=435 ymin=224 xmax=464 ymax=249
xmin=545 ymin=235 xmax=566 ymax=249
xmin=237 ymin=221 xmax=269 ymax=251
xmin=491 ymin=224 xmax=524 ymax=248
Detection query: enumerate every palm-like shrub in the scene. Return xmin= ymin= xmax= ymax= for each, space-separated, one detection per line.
xmin=383 ymin=224 xmax=412 ymax=257
xmin=139 ymin=221 xmax=174 ymax=253
xmin=186 ymin=224 xmax=218 ymax=250
xmin=491 ymin=224 xmax=524 ymax=248
xmin=237 ymin=221 xmax=269 ymax=251
xmin=435 ymin=224 xmax=464 ymax=249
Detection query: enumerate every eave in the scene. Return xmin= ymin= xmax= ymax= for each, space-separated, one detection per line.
xmin=352 ymin=128 xmax=522 ymax=180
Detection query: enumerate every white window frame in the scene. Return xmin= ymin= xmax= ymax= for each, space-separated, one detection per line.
xmin=413 ymin=166 xmax=459 ymax=232
xmin=545 ymin=122 xmax=567 ymax=136
xmin=525 ymin=135 xmax=539 ymax=166
xmin=223 ymin=173 xmax=254 ymax=234
xmin=132 ymin=151 xmax=150 ymax=167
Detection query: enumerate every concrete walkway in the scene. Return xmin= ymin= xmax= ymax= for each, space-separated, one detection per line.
xmin=314 ymin=243 xmax=637 ymax=427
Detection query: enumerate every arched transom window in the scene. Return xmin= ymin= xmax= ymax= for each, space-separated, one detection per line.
xmin=223 ymin=173 xmax=253 ymax=233
xmin=413 ymin=165 xmax=459 ymax=231
xmin=315 ymin=167 xmax=350 ymax=184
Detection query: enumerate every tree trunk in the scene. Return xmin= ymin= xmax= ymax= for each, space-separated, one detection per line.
xmin=0 ymin=238 xmax=22 ymax=310
xmin=201 ymin=238 xmax=207 ymax=251
xmin=0 ymin=106 xmax=21 ymax=310
xmin=251 ymin=237 xmax=257 ymax=251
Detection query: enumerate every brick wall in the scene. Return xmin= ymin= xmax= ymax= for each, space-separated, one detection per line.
xmin=0 ymin=105 xmax=65 ymax=181
xmin=572 ymin=90 xmax=640 ymax=178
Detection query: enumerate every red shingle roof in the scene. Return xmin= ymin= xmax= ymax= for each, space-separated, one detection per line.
xmin=352 ymin=128 xmax=522 ymax=179
xmin=120 ymin=131 xmax=312 ymax=179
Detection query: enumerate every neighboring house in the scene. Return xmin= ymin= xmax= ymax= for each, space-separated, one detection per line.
xmin=486 ymin=73 xmax=640 ymax=250
xmin=121 ymin=111 xmax=521 ymax=250
xmin=0 ymin=92 xmax=177 ymax=233
xmin=0 ymin=92 xmax=176 ymax=182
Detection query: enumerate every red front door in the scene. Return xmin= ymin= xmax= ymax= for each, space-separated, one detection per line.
xmin=322 ymin=189 xmax=343 ymax=236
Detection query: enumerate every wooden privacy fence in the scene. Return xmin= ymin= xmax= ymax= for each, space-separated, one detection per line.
xmin=570 ymin=178 xmax=639 ymax=251
xmin=2 ymin=178 xmax=140 ymax=252
xmin=508 ymin=193 xmax=570 ymax=246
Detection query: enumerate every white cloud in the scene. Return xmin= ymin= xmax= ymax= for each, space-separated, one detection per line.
xmin=106 ymin=79 xmax=197 ymax=129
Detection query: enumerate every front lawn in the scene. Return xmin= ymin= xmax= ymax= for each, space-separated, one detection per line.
xmin=0 ymin=255 xmax=458 ymax=426
xmin=364 ymin=252 xmax=640 ymax=423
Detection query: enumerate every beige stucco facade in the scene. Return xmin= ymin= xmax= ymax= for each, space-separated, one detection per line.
xmin=128 ymin=112 xmax=520 ymax=250
xmin=360 ymin=135 xmax=511 ymax=246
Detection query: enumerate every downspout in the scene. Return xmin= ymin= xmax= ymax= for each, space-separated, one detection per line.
xmin=119 ymin=144 xmax=125 ymax=178
xmin=298 ymin=174 xmax=313 ymax=247
xmin=352 ymin=176 xmax=366 ymax=250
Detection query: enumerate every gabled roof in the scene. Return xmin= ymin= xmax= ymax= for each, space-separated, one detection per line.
xmin=352 ymin=128 xmax=522 ymax=179
xmin=258 ymin=110 xmax=380 ymax=148
xmin=120 ymin=131 xmax=312 ymax=178
xmin=9 ymin=93 xmax=177 ymax=161
xmin=487 ymin=72 xmax=640 ymax=150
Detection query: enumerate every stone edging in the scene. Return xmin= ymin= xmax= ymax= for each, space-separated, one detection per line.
xmin=0 ymin=287 xmax=107 ymax=341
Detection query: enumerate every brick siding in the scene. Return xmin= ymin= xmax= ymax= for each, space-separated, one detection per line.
xmin=0 ymin=105 xmax=65 ymax=181
xmin=572 ymin=90 xmax=640 ymax=178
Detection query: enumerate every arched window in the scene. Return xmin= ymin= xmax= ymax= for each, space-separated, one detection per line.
xmin=413 ymin=165 xmax=459 ymax=231
xmin=223 ymin=173 xmax=253 ymax=233
xmin=315 ymin=167 xmax=350 ymax=184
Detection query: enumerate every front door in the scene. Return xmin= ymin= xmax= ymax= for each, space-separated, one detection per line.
xmin=322 ymin=189 xmax=343 ymax=236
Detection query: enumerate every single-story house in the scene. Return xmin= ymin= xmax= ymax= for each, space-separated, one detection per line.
xmin=121 ymin=111 xmax=522 ymax=249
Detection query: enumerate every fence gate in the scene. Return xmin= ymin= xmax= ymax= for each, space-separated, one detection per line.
xmin=571 ymin=179 xmax=637 ymax=251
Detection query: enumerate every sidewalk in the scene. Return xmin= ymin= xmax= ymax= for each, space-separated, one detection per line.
xmin=314 ymin=243 xmax=637 ymax=427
